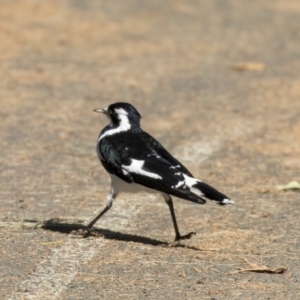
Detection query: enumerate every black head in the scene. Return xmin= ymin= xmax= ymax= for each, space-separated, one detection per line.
xmin=94 ymin=102 xmax=142 ymax=128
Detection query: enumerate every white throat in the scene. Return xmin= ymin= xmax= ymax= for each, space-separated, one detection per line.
xmin=99 ymin=109 xmax=131 ymax=141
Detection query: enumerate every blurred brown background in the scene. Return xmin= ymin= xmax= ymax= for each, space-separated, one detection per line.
xmin=1 ymin=1 xmax=300 ymax=299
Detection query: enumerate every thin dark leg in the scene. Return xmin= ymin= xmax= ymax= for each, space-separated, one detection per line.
xmin=87 ymin=205 xmax=112 ymax=229
xmin=165 ymin=195 xmax=181 ymax=240
xmin=87 ymin=188 xmax=116 ymax=230
xmin=164 ymin=194 xmax=196 ymax=241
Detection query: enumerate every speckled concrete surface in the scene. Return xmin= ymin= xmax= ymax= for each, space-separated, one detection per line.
xmin=1 ymin=1 xmax=300 ymax=299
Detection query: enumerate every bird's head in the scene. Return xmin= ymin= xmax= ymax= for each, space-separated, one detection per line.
xmin=94 ymin=102 xmax=142 ymax=128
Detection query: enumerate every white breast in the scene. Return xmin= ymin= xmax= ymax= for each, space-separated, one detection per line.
xmin=110 ymin=175 xmax=158 ymax=195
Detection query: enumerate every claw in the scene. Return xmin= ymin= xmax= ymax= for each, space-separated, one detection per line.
xmin=174 ymin=231 xmax=196 ymax=241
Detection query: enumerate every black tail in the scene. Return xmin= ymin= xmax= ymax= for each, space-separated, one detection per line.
xmin=193 ymin=182 xmax=234 ymax=205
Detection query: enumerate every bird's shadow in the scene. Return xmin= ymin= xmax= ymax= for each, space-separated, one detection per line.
xmin=41 ymin=218 xmax=169 ymax=247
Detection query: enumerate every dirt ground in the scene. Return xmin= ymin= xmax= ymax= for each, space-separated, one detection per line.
xmin=1 ymin=0 xmax=300 ymax=299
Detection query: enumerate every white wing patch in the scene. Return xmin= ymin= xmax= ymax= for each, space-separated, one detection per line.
xmin=122 ymin=169 xmax=129 ymax=175
xmin=169 ymin=165 xmax=180 ymax=169
xmin=181 ymin=174 xmax=204 ymax=197
xmin=99 ymin=108 xmax=131 ymax=141
xmin=122 ymin=159 xmax=162 ymax=180
xmin=173 ymin=179 xmax=185 ymax=189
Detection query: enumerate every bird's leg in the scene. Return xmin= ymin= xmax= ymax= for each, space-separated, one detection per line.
xmin=87 ymin=187 xmax=117 ymax=230
xmin=163 ymin=194 xmax=196 ymax=241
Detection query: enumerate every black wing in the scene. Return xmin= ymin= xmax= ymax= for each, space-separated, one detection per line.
xmin=121 ymin=154 xmax=206 ymax=204
xmin=141 ymin=132 xmax=194 ymax=177
xmin=98 ymin=131 xmax=205 ymax=203
xmin=98 ymin=137 xmax=134 ymax=183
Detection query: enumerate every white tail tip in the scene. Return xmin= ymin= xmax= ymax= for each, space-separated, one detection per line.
xmin=222 ymin=198 xmax=235 ymax=205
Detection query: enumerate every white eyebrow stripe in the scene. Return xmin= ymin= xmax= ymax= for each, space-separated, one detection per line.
xmin=114 ymin=108 xmax=128 ymax=115
xmin=122 ymin=159 xmax=162 ymax=180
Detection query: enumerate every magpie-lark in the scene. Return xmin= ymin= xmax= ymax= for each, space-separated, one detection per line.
xmin=88 ymin=102 xmax=234 ymax=241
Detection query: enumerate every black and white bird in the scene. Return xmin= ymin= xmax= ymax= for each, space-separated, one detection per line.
xmin=87 ymin=102 xmax=234 ymax=241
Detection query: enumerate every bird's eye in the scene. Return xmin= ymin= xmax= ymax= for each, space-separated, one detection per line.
xmin=109 ymin=110 xmax=113 ymax=114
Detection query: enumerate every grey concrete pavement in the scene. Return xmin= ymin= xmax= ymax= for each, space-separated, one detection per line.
xmin=1 ymin=0 xmax=300 ymax=299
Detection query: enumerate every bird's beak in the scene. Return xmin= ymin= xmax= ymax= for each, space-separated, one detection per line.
xmin=93 ymin=108 xmax=107 ymax=114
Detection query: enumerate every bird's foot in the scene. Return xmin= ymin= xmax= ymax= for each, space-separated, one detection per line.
xmin=174 ymin=231 xmax=196 ymax=242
